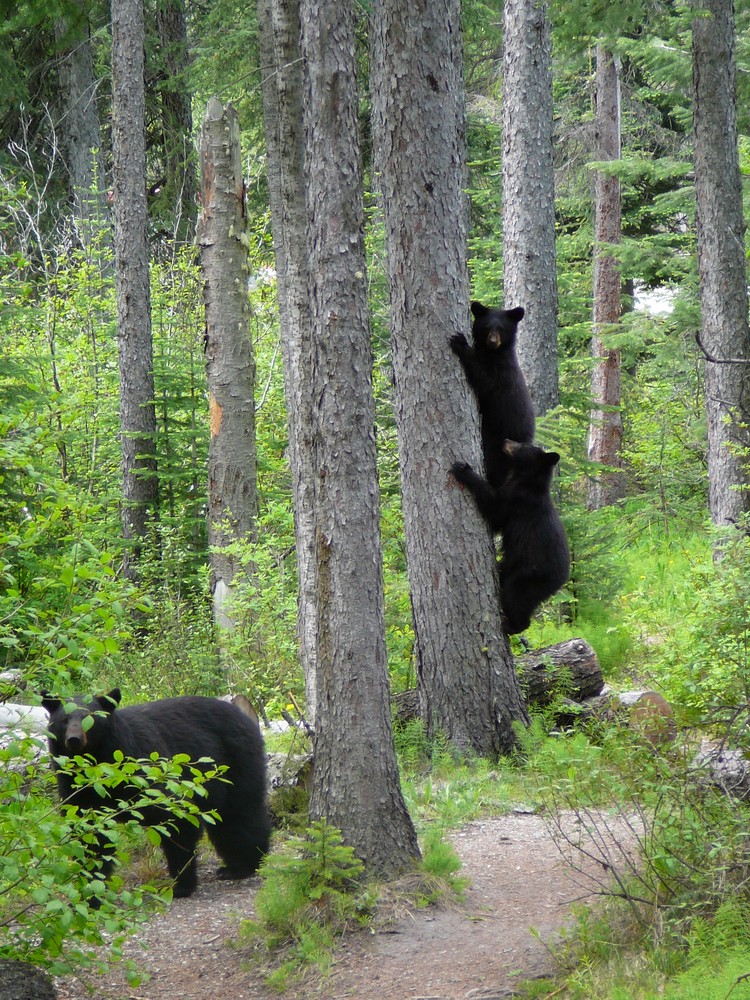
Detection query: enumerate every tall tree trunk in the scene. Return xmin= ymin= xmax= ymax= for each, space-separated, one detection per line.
xmin=370 ymin=0 xmax=528 ymax=756
xmin=197 ymin=98 xmax=257 ymax=634
xmin=502 ymin=0 xmax=558 ymax=417
xmin=257 ymin=0 xmax=319 ymax=721
xmin=155 ymin=0 xmax=197 ymax=243
xmin=112 ymin=0 xmax=158 ymax=579
xmin=300 ymin=0 xmax=420 ymax=876
xmin=54 ymin=4 xmax=108 ymax=245
xmin=587 ymin=45 xmax=625 ymax=510
xmin=692 ymin=0 xmax=750 ymax=528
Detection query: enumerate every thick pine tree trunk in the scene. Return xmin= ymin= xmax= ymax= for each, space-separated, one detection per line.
xmin=300 ymin=0 xmax=420 ymax=875
xmin=197 ymin=98 xmax=257 ymax=634
xmin=111 ymin=0 xmax=158 ymax=580
xmin=502 ymin=0 xmax=558 ymax=417
xmin=587 ymin=46 xmax=625 ymax=510
xmin=692 ymin=0 xmax=750 ymax=528
xmin=257 ymin=0 xmax=319 ymax=721
xmin=370 ymin=0 xmax=528 ymax=757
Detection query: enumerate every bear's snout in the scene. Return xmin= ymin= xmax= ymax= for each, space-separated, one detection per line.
xmin=64 ymin=719 xmax=87 ymax=753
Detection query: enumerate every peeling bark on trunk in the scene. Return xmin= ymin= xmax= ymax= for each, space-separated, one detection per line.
xmin=692 ymin=0 xmax=750 ymax=529
xmin=587 ymin=46 xmax=625 ymax=510
xmin=257 ymin=0 xmax=319 ymax=720
xmin=112 ymin=0 xmax=158 ymax=580
xmin=301 ymin=0 xmax=420 ymax=876
xmin=502 ymin=0 xmax=558 ymax=417
xmin=197 ymin=98 xmax=257 ymax=634
xmin=370 ymin=0 xmax=528 ymax=756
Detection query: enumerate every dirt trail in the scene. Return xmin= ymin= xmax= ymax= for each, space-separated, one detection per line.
xmin=55 ymin=811 xmax=628 ymax=1000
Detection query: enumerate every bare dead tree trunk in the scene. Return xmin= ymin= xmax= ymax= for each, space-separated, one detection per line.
xmin=370 ymin=0 xmax=528 ymax=756
xmin=257 ymin=0 xmax=319 ymax=721
xmin=502 ymin=0 xmax=558 ymax=417
xmin=587 ymin=46 xmax=625 ymax=510
xmin=692 ymin=0 xmax=750 ymax=529
xmin=112 ymin=0 xmax=158 ymax=580
xmin=197 ymin=98 xmax=257 ymax=635
xmin=300 ymin=0 xmax=421 ymax=876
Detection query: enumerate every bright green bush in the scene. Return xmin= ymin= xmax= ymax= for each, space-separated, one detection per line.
xmin=236 ymin=819 xmax=371 ymax=987
xmin=654 ymin=528 xmax=750 ymax=716
xmin=0 ymin=735 xmax=221 ymax=978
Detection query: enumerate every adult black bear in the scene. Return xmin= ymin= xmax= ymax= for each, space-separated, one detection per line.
xmin=43 ymin=690 xmax=271 ymax=898
xmin=451 ymin=440 xmax=570 ymax=635
xmin=450 ymin=301 xmax=534 ymax=486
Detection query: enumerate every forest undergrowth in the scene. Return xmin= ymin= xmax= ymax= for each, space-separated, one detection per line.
xmin=4 ymin=158 xmax=750 ymax=997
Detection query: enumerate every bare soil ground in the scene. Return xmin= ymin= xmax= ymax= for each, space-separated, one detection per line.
xmin=55 ymin=810 xmax=634 ymax=1000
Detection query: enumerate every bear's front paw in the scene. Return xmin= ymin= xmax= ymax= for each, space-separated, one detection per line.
xmin=449 ymin=332 xmax=468 ymax=354
xmin=450 ymin=461 xmax=474 ymax=484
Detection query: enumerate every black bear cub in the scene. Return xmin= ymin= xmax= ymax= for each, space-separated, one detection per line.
xmin=450 ymin=301 xmax=534 ymax=486
xmin=43 ymin=690 xmax=271 ymax=898
xmin=451 ymin=441 xmax=570 ymax=635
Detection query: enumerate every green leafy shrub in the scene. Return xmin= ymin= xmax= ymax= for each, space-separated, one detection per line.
xmin=0 ymin=480 xmax=142 ymax=693
xmin=536 ymin=726 xmax=750 ymax=929
xmin=656 ymin=528 xmax=750 ymax=715
xmin=0 ymin=735 xmax=220 ymax=979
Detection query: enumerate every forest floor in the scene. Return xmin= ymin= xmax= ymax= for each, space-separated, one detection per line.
xmin=54 ymin=810 xmax=637 ymax=1000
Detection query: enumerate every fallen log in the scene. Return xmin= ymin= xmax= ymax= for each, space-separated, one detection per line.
xmin=393 ymin=638 xmax=604 ymax=725
xmin=514 ymin=638 xmax=603 ymax=705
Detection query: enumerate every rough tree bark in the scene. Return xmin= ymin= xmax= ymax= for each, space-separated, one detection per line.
xmin=370 ymin=0 xmax=528 ymax=756
xmin=502 ymin=0 xmax=558 ymax=416
xmin=587 ymin=45 xmax=625 ymax=510
xmin=197 ymin=98 xmax=257 ymax=634
xmin=300 ymin=0 xmax=421 ymax=875
xmin=692 ymin=0 xmax=750 ymax=528
xmin=112 ymin=0 xmax=158 ymax=579
xmin=257 ymin=0 xmax=319 ymax=721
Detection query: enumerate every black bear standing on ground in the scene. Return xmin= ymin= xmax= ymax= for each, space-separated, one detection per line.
xmin=451 ymin=441 xmax=570 ymax=634
xmin=43 ymin=690 xmax=271 ymax=898
xmin=450 ymin=301 xmax=534 ymax=486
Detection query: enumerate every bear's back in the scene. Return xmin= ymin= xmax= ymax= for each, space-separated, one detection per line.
xmin=115 ymin=696 xmax=263 ymax=766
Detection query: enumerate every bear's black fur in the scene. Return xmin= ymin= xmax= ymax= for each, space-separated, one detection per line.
xmin=451 ymin=440 xmax=570 ymax=635
xmin=42 ymin=690 xmax=271 ymax=898
xmin=450 ymin=302 xmax=535 ymax=485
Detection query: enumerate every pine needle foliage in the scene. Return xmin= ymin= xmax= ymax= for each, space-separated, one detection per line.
xmin=236 ymin=820 xmax=371 ymax=987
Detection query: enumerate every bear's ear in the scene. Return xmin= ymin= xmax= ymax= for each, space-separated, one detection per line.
xmin=471 ymin=301 xmax=488 ymax=318
xmin=41 ymin=694 xmax=61 ymax=716
xmin=101 ymin=688 xmax=121 ymax=712
xmin=545 ymin=452 xmax=561 ymax=467
xmin=505 ymin=306 xmax=525 ymax=324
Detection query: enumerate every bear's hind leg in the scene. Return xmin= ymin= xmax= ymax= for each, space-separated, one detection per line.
xmin=498 ymin=572 xmax=534 ymax=636
xmin=209 ymin=813 xmax=270 ymax=880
